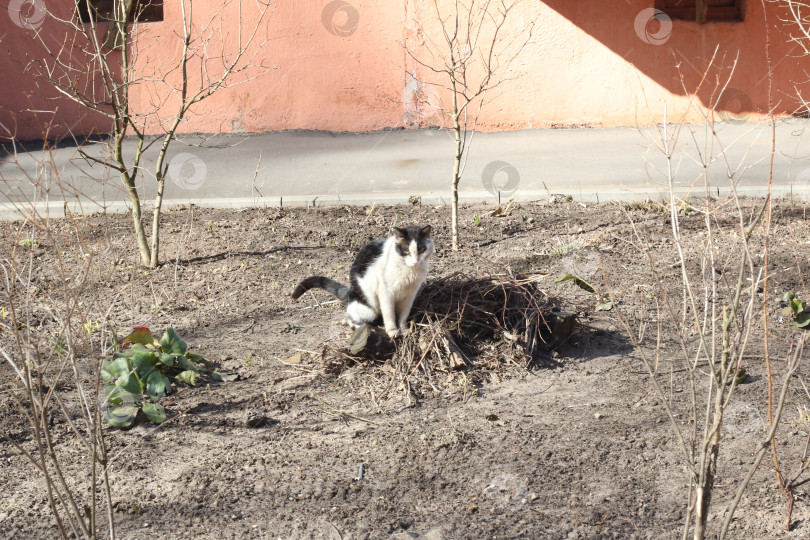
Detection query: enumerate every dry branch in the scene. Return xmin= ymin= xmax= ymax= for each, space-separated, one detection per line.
xmin=319 ymin=272 xmax=570 ymax=398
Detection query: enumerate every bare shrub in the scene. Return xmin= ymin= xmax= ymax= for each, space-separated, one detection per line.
xmin=1 ymin=137 xmax=121 ymax=538
xmin=608 ymin=51 xmax=807 ymax=539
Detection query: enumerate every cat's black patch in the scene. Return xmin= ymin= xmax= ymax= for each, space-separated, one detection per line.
xmin=394 ymin=225 xmax=431 ymax=256
xmin=348 ymin=239 xmax=385 ymax=307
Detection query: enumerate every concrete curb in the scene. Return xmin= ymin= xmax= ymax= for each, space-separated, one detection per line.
xmin=2 ymin=184 xmax=809 ymax=220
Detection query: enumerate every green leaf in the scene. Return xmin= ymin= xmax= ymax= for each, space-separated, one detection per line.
xmin=796 ymin=311 xmax=810 ymax=329
xmin=142 ymin=403 xmax=166 ymax=424
xmin=130 ymin=351 xmax=159 ymax=380
xmin=104 ymin=384 xmax=135 ymax=405
xmin=175 ymin=370 xmax=198 ymax=386
xmin=146 ymin=372 xmax=171 ymax=399
xmin=102 ymin=386 xmax=139 ymax=428
xmin=555 ymin=274 xmax=596 ymax=294
xmin=101 ymin=361 xmax=116 ymax=383
xmin=186 ymin=352 xmax=211 ymax=367
xmin=783 ymin=292 xmax=796 ymax=302
xmin=160 ymin=328 xmax=187 ymax=355
xmin=104 ymin=404 xmax=138 ymax=428
xmin=177 ymin=355 xmax=202 ymax=373
xmin=159 ymin=353 xmax=176 ymax=367
xmin=116 ymin=371 xmax=143 ymax=395
xmin=122 ymin=326 xmax=157 ymax=347
xmin=103 ymin=357 xmax=131 ymax=380
xmin=104 ymin=357 xmax=142 ymax=394
xmin=114 ymin=343 xmax=152 ymax=359
xmin=112 ymin=350 xmax=133 ymax=360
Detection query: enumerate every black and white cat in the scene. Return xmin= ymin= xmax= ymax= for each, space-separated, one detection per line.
xmin=292 ymin=225 xmax=434 ymax=338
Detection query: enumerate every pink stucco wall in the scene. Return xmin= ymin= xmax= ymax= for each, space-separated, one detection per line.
xmin=0 ymin=0 xmax=806 ymax=140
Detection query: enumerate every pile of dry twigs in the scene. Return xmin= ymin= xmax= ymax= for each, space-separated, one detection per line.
xmin=320 ymin=272 xmax=573 ymax=398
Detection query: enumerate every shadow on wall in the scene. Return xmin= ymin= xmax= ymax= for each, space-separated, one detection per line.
xmin=541 ymin=0 xmax=809 ymax=119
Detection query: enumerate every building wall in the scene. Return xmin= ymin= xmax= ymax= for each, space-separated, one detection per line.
xmin=0 ymin=0 xmax=806 ymax=141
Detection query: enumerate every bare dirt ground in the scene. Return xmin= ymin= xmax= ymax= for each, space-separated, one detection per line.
xmin=2 ymin=197 xmax=810 ymax=539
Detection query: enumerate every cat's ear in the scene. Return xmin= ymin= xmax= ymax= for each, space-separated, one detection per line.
xmin=394 ymin=227 xmax=408 ymax=239
xmin=420 ymin=225 xmax=432 ymax=238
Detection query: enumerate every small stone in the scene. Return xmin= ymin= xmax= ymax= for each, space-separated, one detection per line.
xmin=244 ymin=409 xmax=267 ymax=428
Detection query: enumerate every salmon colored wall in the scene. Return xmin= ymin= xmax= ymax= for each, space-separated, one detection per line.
xmin=0 ymin=1 xmax=111 ymax=139
xmin=0 ymin=0 xmax=807 ymax=140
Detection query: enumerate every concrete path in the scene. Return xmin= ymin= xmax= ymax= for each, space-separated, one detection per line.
xmin=2 ymin=119 xmax=810 ymax=218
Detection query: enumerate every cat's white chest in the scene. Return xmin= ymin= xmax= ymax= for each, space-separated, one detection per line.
xmin=386 ymin=261 xmax=426 ymax=294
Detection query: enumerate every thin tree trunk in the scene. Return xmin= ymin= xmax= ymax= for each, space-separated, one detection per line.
xmin=694 ymin=418 xmax=721 ymax=539
xmin=122 ymin=173 xmax=151 ymax=266
xmin=451 ymin=69 xmax=462 ymax=251
xmin=149 ymin=176 xmax=165 ymax=268
xmin=452 ymin=120 xmax=462 ymax=251
xmin=695 ymin=312 xmax=731 ymax=540
xmin=114 ymin=132 xmax=151 ymax=266
xmin=149 ymin=119 xmax=184 ymax=268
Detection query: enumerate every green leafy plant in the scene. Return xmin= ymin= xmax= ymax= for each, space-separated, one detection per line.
xmin=101 ymin=326 xmax=212 ymax=428
xmin=783 ymin=292 xmax=810 ymax=329
xmin=555 ymin=274 xmax=612 ymax=311
xmin=555 ymin=273 xmax=595 ymax=293
xmin=49 ymin=337 xmax=67 ymax=358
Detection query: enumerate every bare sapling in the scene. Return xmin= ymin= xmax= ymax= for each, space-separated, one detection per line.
xmin=404 ymin=0 xmax=533 ymax=250
xmin=752 ymin=1 xmax=810 ymax=529
xmin=21 ymin=0 xmax=274 ymax=267
xmin=605 ymin=53 xmax=805 ymax=539
xmin=0 ymin=133 xmax=120 ymax=539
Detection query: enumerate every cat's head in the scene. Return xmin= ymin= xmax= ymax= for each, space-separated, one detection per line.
xmin=394 ymin=225 xmax=434 ymax=267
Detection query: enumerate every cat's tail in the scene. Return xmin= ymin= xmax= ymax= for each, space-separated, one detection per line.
xmin=291 ymin=276 xmax=350 ymax=303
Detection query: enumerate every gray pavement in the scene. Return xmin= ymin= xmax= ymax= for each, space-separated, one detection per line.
xmin=2 ymin=120 xmax=810 ymax=219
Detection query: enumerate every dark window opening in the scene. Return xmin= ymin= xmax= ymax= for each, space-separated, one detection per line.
xmin=655 ymin=0 xmax=743 ymax=23
xmin=77 ymin=0 xmax=163 ymax=24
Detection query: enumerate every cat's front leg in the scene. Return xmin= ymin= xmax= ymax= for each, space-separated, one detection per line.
xmin=378 ymin=293 xmax=400 ymax=338
xmin=396 ymin=296 xmax=416 ymax=336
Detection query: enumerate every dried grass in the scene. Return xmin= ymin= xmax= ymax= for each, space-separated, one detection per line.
xmin=319 ymin=272 xmax=571 ymax=399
